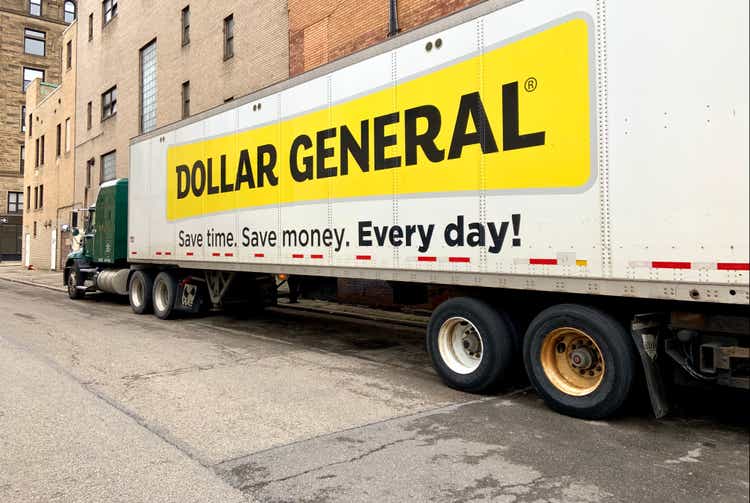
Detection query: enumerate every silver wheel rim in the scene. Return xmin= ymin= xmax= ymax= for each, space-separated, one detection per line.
xmin=154 ymin=280 xmax=169 ymax=313
xmin=68 ymin=271 xmax=77 ymax=292
xmin=437 ymin=316 xmax=484 ymax=374
xmin=131 ymin=277 xmax=143 ymax=307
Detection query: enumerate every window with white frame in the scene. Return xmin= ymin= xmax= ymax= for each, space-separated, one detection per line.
xmin=24 ymin=29 xmax=46 ymax=56
xmin=103 ymin=0 xmax=118 ymax=25
xmin=29 ymin=0 xmax=41 ymax=16
xmin=64 ymin=1 xmax=76 ymax=23
xmin=101 ymin=86 xmax=117 ymax=120
xmin=140 ymin=40 xmax=157 ymax=133
xmin=23 ymin=67 xmax=44 ymax=91
xmin=8 ymin=192 xmax=23 ymax=213
xmin=101 ymin=151 xmax=116 ymax=182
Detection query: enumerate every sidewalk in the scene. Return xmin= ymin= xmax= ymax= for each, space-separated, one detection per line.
xmin=0 ymin=263 xmax=65 ymax=292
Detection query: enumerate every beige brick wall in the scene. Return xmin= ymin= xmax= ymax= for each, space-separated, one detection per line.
xmin=289 ymin=0 xmax=485 ymax=76
xmin=22 ymin=21 xmax=77 ymax=270
xmin=74 ymin=0 xmax=289 ymax=207
xmin=1 ymin=1 xmax=68 ymax=258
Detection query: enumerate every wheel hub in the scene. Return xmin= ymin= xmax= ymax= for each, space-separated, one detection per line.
xmin=539 ymin=327 xmax=605 ymax=396
xmin=569 ymin=346 xmax=595 ymax=370
xmin=437 ymin=317 xmax=484 ymax=374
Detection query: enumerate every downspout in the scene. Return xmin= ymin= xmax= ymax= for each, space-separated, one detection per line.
xmin=388 ymin=0 xmax=399 ymax=37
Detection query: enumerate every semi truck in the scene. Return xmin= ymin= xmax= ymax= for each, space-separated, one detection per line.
xmin=63 ymin=0 xmax=749 ymax=420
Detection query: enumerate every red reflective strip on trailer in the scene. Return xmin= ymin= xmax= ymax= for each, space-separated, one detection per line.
xmin=356 ymin=255 xmax=371 ymax=260
xmin=155 ymin=251 xmax=162 ymax=256
xmin=186 ymin=252 xmax=194 ymax=256
xmin=164 ymin=252 xmax=172 ymax=256
xmin=224 ymin=252 xmax=234 ymax=257
xmin=254 ymin=253 xmax=265 ymax=258
xmin=652 ymin=261 xmax=691 ymax=269
xmin=717 ymin=262 xmax=750 ymax=271
xmin=131 ymin=251 xmax=137 ymax=255
xmin=449 ymin=257 xmax=470 ymax=263
xmin=418 ymin=256 xmax=437 ymax=262
xmin=311 ymin=254 xmax=324 ymax=259
xmin=211 ymin=252 xmax=220 ymax=257
xmin=292 ymin=254 xmax=304 ymax=259
xmin=529 ymin=258 xmax=557 ymax=265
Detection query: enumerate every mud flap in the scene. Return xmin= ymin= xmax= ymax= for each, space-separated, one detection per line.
xmin=631 ymin=314 xmax=670 ymax=418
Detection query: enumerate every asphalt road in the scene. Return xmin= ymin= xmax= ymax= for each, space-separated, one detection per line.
xmin=0 ymin=281 xmax=748 ymax=503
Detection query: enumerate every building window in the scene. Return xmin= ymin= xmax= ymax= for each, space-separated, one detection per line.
xmin=39 ymin=185 xmax=44 ymax=209
xmin=86 ymin=158 xmax=94 ymax=187
xmin=56 ymin=123 xmax=62 ymax=157
xmin=23 ymin=67 xmax=44 ymax=91
xmin=35 ymin=138 xmax=39 ymax=167
xmin=20 ymin=146 xmax=25 ymax=175
xmin=34 ymin=186 xmax=38 ymax=209
xmin=24 ymin=28 xmax=45 ymax=56
xmin=66 ymin=40 xmax=72 ymax=69
xmin=29 ymin=0 xmax=41 ymax=16
xmin=101 ymin=86 xmax=117 ymax=120
xmin=65 ymin=1 xmax=76 ymax=23
xmin=140 ymin=40 xmax=157 ymax=133
xmin=40 ymin=135 xmax=45 ymax=165
xmin=87 ymin=101 xmax=92 ymax=129
xmin=181 ymin=6 xmax=190 ymax=46
xmin=65 ymin=118 xmax=71 ymax=152
xmin=21 ymin=106 xmax=26 ymax=132
xmin=27 ymin=187 xmax=31 ymax=211
xmin=88 ymin=13 xmax=93 ymax=40
xmin=8 ymin=192 xmax=23 ymax=213
xmin=101 ymin=151 xmax=116 ymax=182
xmin=28 ymin=113 xmax=33 ymax=136
xmin=223 ymin=14 xmax=234 ymax=60
xmin=33 ymin=221 xmax=37 ymax=237
xmin=103 ymin=0 xmax=118 ymax=25
xmin=8 ymin=192 xmax=23 ymax=214
xmin=181 ymin=81 xmax=190 ymax=119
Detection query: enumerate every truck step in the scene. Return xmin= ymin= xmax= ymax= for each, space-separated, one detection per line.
xmin=78 ymin=268 xmax=98 ymax=274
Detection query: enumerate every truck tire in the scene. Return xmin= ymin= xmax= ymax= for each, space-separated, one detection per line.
xmin=129 ymin=270 xmax=154 ymax=314
xmin=427 ymin=297 xmax=515 ymax=393
xmin=152 ymin=271 xmax=177 ymax=320
xmin=66 ymin=263 xmax=85 ymax=300
xmin=523 ymin=304 xmax=637 ymax=420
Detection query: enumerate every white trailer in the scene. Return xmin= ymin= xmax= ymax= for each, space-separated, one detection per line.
xmin=84 ymin=0 xmax=749 ymax=419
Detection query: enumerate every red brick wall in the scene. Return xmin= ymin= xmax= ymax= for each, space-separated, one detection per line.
xmin=289 ymin=0 xmax=485 ymax=76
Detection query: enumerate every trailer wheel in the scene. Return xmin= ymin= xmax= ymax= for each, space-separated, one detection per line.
xmin=129 ymin=270 xmax=154 ymax=314
xmin=523 ymin=304 xmax=637 ymax=419
xmin=427 ymin=297 xmax=514 ymax=393
xmin=66 ymin=263 xmax=85 ymax=300
xmin=152 ymin=271 xmax=177 ymax=320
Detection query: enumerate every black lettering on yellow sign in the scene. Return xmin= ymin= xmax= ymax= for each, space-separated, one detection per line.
xmin=175 ymin=82 xmax=545 ymax=200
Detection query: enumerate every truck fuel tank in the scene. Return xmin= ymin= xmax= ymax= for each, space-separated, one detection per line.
xmin=96 ymin=268 xmax=130 ymax=296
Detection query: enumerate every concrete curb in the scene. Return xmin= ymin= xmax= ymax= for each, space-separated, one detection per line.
xmin=0 ymin=276 xmax=66 ymax=293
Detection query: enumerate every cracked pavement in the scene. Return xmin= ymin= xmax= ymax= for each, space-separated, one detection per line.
xmin=1 ymin=281 xmax=748 ymax=502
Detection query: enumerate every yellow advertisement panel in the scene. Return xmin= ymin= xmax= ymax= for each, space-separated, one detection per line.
xmin=167 ymin=17 xmax=592 ymax=221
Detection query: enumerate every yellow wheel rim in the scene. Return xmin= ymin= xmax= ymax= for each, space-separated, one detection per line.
xmin=540 ymin=327 xmax=605 ymax=396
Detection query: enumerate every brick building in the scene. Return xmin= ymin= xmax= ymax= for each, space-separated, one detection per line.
xmin=288 ymin=0 xmax=484 ymax=76
xmin=73 ymin=0 xmax=289 ymax=209
xmin=0 ymin=0 xmax=71 ymax=260
xmin=22 ymin=22 xmax=76 ymax=269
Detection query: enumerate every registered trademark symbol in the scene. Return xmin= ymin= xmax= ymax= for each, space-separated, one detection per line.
xmin=524 ymin=77 xmax=538 ymax=92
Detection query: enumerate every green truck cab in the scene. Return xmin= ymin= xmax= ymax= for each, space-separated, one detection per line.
xmin=63 ymin=179 xmax=129 ymax=298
